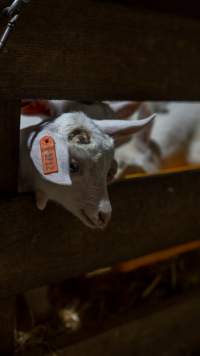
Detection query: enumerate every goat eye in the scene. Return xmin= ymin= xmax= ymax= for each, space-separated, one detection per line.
xmin=70 ymin=159 xmax=80 ymax=173
xmin=69 ymin=129 xmax=90 ymax=144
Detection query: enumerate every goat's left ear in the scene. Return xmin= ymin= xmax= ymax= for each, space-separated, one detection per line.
xmin=29 ymin=129 xmax=72 ymax=186
xmin=94 ymin=115 xmax=156 ymax=139
xmin=21 ymin=100 xmax=53 ymax=117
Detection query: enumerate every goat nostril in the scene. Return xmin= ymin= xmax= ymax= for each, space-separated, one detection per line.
xmin=98 ymin=211 xmax=108 ymax=225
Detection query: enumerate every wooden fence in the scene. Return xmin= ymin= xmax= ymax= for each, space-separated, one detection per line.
xmin=0 ymin=0 xmax=200 ymax=354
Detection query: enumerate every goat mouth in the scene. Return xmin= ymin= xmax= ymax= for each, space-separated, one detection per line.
xmin=80 ymin=209 xmax=100 ymax=229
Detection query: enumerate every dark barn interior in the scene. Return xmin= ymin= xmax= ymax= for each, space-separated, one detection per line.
xmin=1 ymin=1 xmax=200 ymax=355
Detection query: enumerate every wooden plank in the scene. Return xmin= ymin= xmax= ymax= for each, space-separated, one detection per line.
xmin=0 ymin=169 xmax=200 ymax=298
xmin=55 ymin=291 xmax=200 ymax=356
xmin=0 ymin=100 xmax=20 ymax=354
xmin=15 ymin=290 xmax=200 ymax=355
xmin=0 ymin=1 xmax=200 ymax=99
xmin=0 ymin=298 xmax=15 ymax=355
xmin=108 ymin=0 xmax=200 ymax=18
xmin=0 ymin=99 xmax=20 ymax=193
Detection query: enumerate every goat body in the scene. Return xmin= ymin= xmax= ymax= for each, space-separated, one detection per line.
xmin=115 ymin=102 xmax=200 ymax=177
xmin=19 ymin=99 xmax=154 ymax=325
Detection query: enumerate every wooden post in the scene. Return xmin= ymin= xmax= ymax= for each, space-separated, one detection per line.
xmin=0 ymin=99 xmax=20 ymax=193
xmin=0 ymin=298 xmax=16 ymax=355
xmin=0 ymin=99 xmax=20 ymax=354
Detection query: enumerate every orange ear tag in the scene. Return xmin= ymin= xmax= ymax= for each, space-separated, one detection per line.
xmin=40 ymin=136 xmax=58 ymax=175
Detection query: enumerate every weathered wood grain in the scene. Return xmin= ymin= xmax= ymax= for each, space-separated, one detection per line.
xmin=0 ymin=0 xmax=200 ymax=99
xmin=16 ymin=290 xmax=200 ymax=356
xmin=56 ymin=291 xmax=200 ymax=356
xmin=0 ymin=99 xmax=20 ymax=192
xmin=0 ymin=99 xmax=20 ymax=354
xmin=0 ymin=298 xmax=15 ymax=355
xmin=0 ymin=169 xmax=200 ymax=298
xmin=106 ymin=0 xmax=200 ymax=19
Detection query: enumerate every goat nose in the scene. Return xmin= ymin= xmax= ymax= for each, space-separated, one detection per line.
xmin=98 ymin=210 xmax=111 ymax=227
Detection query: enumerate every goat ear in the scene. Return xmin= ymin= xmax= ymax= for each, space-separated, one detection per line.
xmin=106 ymin=101 xmax=141 ymax=119
xmin=94 ymin=115 xmax=156 ymax=139
xmin=21 ymin=100 xmax=54 ymax=117
xmin=134 ymin=120 xmax=154 ymax=147
xmin=36 ymin=190 xmax=48 ymax=210
xmin=134 ymin=103 xmax=155 ymax=146
xmin=29 ymin=129 xmax=72 ymax=186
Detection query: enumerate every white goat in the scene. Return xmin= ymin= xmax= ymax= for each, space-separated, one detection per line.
xmin=20 ymin=100 xmax=154 ymax=229
xmin=115 ymin=102 xmax=200 ymax=177
xmin=20 ymin=100 xmax=154 ymax=324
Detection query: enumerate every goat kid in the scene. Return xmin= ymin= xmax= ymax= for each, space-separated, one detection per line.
xmin=20 ymin=100 xmax=154 ymax=325
xmin=20 ymin=100 xmax=154 ymax=228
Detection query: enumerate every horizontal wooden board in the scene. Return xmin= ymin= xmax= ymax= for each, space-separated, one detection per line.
xmin=56 ymin=291 xmax=200 ymax=356
xmin=0 ymin=169 xmax=200 ymax=298
xmin=16 ymin=289 xmax=200 ymax=355
xmin=107 ymin=0 xmax=200 ymax=19
xmin=0 ymin=0 xmax=200 ymax=99
xmin=0 ymin=298 xmax=15 ymax=355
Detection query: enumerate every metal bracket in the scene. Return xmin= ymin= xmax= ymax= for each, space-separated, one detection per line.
xmin=0 ymin=0 xmax=31 ymax=50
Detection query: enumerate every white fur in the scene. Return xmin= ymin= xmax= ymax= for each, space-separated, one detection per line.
xmin=20 ymin=101 xmax=153 ymax=228
xmin=20 ymin=111 xmax=114 ymax=229
xmin=115 ymin=102 xmax=200 ymax=177
xmin=20 ymin=100 xmax=154 ymax=324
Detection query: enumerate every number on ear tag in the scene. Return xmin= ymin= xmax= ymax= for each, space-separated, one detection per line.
xmin=40 ymin=136 xmax=58 ymax=175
